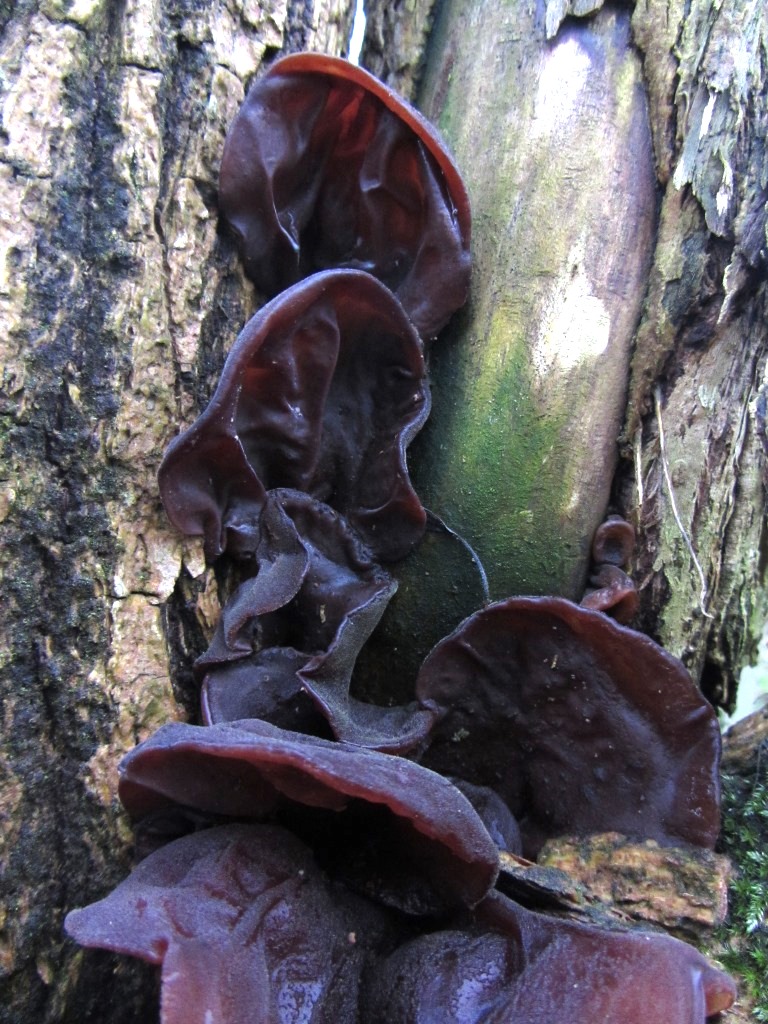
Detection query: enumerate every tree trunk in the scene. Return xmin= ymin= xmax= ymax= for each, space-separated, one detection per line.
xmin=0 ymin=3 xmax=355 ymax=1021
xmin=364 ymin=0 xmax=768 ymax=705
xmin=409 ymin=2 xmax=658 ymax=601
xmin=1 ymin=0 xmax=765 ymax=1021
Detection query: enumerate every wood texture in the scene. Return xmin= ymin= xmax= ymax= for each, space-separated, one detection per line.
xmin=407 ymin=1 xmax=658 ymax=600
xmin=0 ymin=2 xmax=354 ymax=1020
xmin=623 ymin=0 xmax=768 ymax=701
xmin=364 ymin=0 xmax=768 ymax=697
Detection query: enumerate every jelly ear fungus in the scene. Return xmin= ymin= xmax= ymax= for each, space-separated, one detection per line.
xmin=218 ymin=53 xmax=472 ymax=340
xmin=64 ymin=52 xmax=737 ymax=1024
xmin=416 ymin=596 xmax=722 ymax=858
xmin=158 ymin=270 xmax=431 ymax=564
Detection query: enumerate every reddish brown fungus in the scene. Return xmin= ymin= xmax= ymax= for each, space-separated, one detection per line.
xmin=158 ymin=270 xmax=430 ymax=563
xmin=65 ymin=50 xmax=737 ymax=1024
xmin=65 ymin=830 xmax=736 ymax=1024
xmin=117 ymin=719 xmax=499 ymax=915
xmin=197 ymin=490 xmax=435 ymax=752
xmin=200 ymin=650 xmax=327 ymax=736
xmin=416 ymin=597 xmax=722 ymax=857
xmin=219 ymin=54 xmax=471 ymax=339
xmin=364 ymin=890 xmax=736 ymax=1022
xmin=581 ymin=563 xmax=640 ymax=623
xmin=591 ymin=514 xmax=636 ymax=567
xmin=65 ymin=824 xmax=399 ymax=1024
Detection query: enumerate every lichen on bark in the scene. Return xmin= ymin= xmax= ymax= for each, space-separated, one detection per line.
xmin=619 ymin=0 xmax=768 ymax=702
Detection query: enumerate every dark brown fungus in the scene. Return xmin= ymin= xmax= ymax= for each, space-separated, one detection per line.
xmin=201 ymin=650 xmax=326 ymax=737
xmin=65 ymin=824 xmax=399 ymax=1024
xmin=416 ymin=597 xmax=722 ymax=857
xmin=117 ymin=719 xmax=500 ymax=915
xmin=219 ymin=54 xmax=471 ymax=340
xmin=63 ymin=42 xmax=737 ymax=1024
xmin=581 ymin=563 xmax=640 ymax=623
xmin=196 ymin=493 xmax=313 ymax=667
xmin=592 ymin=513 xmax=636 ymax=567
xmin=449 ymin=778 xmax=523 ymax=855
xmin=158 ymin=270 xmax=430 ymax=563
xmin=196 ymin=490 xmax=391 ymax=674
xmin=364 ymin=889 xmax=736 ymax=1022
xmin=198 ymin=490 xmax=436 ymax=752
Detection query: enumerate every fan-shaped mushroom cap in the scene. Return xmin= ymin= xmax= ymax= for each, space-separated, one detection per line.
xmin=159 ymin=270 xmax=430 ymax=563
xmin=219 ymin=54 xmax=471 ymax=340
xmin=118 ymin=720 xmax=499 ymax=915
xmin=416 ymin=597 xmax=722 ymax=857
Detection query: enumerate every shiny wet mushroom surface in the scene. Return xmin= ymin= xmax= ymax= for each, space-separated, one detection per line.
xmin=65 ymin=54 xmax=735 ymax=1024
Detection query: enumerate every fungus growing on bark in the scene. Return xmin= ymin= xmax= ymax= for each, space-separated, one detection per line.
xmin=365 ymin=889 xmax=737 ymax=1023
xmin=159 ymin=270 xmax=430 ymax=564
xmin=416 ymin=596 xmax=722 ymax=857
xmin=64 ymin=50 xmax=736 ymax=1024
xmin=581 ymin=562 xmax=640 ymax=623
xmin=581 ymin=514 xmax=639 ymax=622
xmin=65 ymin=832 xmax=735 ymax=1024
xmin=117 ymin=719 xmax=499 ymax=915
xmin=219 ymin=54 xmax=471 ymax=339
xmin=196 ymin=490 xmax=435 ymax=752
xmin=591 ymin=514 xmax=636 ymax=566
xmin=65 ymin=824 xmax=400 ymax=1024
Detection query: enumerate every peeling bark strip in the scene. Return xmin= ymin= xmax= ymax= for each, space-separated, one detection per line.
xmin=0 ymin=2 xmax=355 ymax=1021
xmin=624 ymin=0 xmax=768 ymax=702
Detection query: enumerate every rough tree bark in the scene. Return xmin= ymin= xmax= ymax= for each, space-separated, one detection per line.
xmin=364 ymin=0 xmax=768 ymax=706
xmin=0 ymin=0 xmax=765 ymax=1022
xmin=0 ymin=2 xmax=356 ymax=1020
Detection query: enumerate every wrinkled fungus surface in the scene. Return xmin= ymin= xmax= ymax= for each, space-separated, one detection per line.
xmin=197 ymin=492 xmax=391 ymax=671
xmin=417 ymin=597 xmax=722 ymax=857
xmin=117 ymin=719 xmax=500 ymax=915
xmin=219 ymin=54 xmax=471 ymax=339
xmin=65 ymin=824 xmax=399 ymax=1024
xmin=365 ymin=890 xmax=737 ymax=1023
xmin=65 ymin=830 xmax=735 ymax=1024
xmin=197 ymin=490 xmax=435 ymax=751
xmin=159 ymin=270 xmax=430 ymax=564
xmin=65 ymin=52 xmax=735 ymax=1024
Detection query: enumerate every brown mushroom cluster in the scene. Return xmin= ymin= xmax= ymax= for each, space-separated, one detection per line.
xmin=65 ymin=54 xmax=735 ymax=1023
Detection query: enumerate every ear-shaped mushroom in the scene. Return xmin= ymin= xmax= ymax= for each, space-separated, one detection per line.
xmin=117 ymin=719 xmax=499 ymax=915
xmin=581 ymin=563 xmax=639 ymax=623
xmin=582 ymin=514 xmax=639 ymax=623
xmin=65 ymin=824 xmax=398 ymax=1024
xmin=159 ymin=270 xmax=430 ymax=563
xmin=365 ymin=889 xmax=736 ymax=1022
xmin=416 ymin=597 xmax=722 ymax=857
xmin=196 ymin=491 xmax=392 ymax=671
xmin=591 ymin=514 xmax=636 ymax=566
xmin=198 ymin=490 xmax=436 ymax=753
xmin=219 ymin=54 xmax=472 ymax=340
